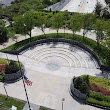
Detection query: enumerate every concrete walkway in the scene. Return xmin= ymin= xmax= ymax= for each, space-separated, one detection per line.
xmin=0 ymin=27 xmax=96 ymax=50
xmin=0 ymin=42 xmax=110 ymax=110
xmin=61 ymin=0 xmax=97 ymax=13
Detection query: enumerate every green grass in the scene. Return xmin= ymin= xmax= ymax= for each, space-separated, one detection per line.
xmin=39 ymin=106 xmax=53 ymax=110
xmin=0 ymin=94 xmax=25 ymax=110
xmin=89 ymin=75 xmax=110 ymax=91
xmin=75 ymin=75 xmax=110 ymax=108
xmin=87 ymin=97 xmax=110 ymax=108
xmin=0 ymin=58 xmax=9 ymax=65
xmin=0 ymin=58 xmax=22 ymax=69
xmin=1 ymin=33 xmax=110 ymax=66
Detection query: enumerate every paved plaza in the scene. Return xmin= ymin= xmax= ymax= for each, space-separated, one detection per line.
xmin=0 ymin=42 xmax=109 ymax=110
xmin=0 ymin=28 xmax=97 ymax=50
xmin=61 ymin=0 xmax=107 ymax=13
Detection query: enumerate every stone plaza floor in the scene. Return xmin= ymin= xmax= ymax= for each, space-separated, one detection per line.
xmin=61 ymin=0 xmax=107 ymax=13
xmin=0 ymin=42 xmax=109 ymax=110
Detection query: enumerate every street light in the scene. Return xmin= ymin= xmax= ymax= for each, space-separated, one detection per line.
xmin=62 ymin=98 xmax=65 ymax=110
xmin=16 ymin=52 xmax=31 ymax=110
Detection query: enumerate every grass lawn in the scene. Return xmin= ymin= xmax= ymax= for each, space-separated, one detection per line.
xmin=74 ymin=75 xmax=110 ymax=108
xmin=0 ymin=94 xmax=25 ymax=110
xmin=0 ymin=58 xmax=9 ymax=65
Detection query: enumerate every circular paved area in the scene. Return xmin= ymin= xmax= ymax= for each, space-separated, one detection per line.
xmin=22 ymin=42 xmax=99 ymax=77
xmin=0 ymin=42 xmax=106 ymax=110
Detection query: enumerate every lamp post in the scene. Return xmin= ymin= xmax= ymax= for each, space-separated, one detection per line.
xmin=16 ymin=53 xmax=31 ymax=110
xmin=62 ymin=98 xmax=65 ymax=110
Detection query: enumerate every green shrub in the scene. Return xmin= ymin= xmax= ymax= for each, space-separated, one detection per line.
xmin=5 ymin=60 xmax=20 ymax=74
xmin=0 ymin=71 xmax=5 ymax=81
xmin=0 ymin=58 xmax=8 ymax=65
xmin=89 ymin=91 xmax=104 ymax=101
xmin=80 ymin=82 xmax=89 ymax=94
xmin=74 ymin=77 xmax=83 ymax=90
xmin=74 ymin=75 xmax=90 ymax=94
xmin=89 ymin=90 xmax=110 ymax=102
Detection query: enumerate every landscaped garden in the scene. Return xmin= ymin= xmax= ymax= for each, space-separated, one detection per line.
xmin=72 ymin=75 xmax=110 ymax=108
xmin=0 ymin=58 xmax=22 ymax=81
xmin=1 ymin=33 xmax=109 ymax=66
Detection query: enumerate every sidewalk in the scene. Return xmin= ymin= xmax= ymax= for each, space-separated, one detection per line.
xmin=0 ymin=27 xmax=96 ymax=50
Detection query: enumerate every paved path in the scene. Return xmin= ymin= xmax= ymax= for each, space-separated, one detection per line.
xmin=61 ymin=0 xmax=97 ymax=13
xmin=0 ymin=27 xmax=96 ymax=50
xmin=61 ymin=0 xmax=107 ymax=13
xmin=0 ymin=42 xmax=110 ymax=110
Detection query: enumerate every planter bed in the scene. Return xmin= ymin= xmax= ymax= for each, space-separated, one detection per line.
xmin=70 ymin=75 xmax=110 ymax=109
xmin=0 ymin=58 xmax=24 ymax=83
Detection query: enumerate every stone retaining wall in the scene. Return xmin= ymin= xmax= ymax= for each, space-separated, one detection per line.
xmin=3 ymin=38 xmax=105 ymax=70
xmin=70 ymin=81 xmax=87 ymax=101
xmin=4 ymin=66 xmax=24 ymax=83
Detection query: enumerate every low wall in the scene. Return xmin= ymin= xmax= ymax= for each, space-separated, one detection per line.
xmin=3 ymin=37 xmax=110 ymax=73
xmin=70 ymin=81 xmax=87 ymax=101
xmin=2 ymin=38 xmax=101 ymax=67
xmin=4 ymin=66 xmax=24 ymax=83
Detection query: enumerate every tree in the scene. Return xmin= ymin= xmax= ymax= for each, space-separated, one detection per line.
xmin=63 ymin=11 xmax=69 ymax=37
xmin=0 ymin=20 xmax=8 ymax=43
xmin=42 ymin=0 xmax=50 ymax=4
xmin=93 ymin=19 xmax=105 ymax=48
xmin=82 ymin=14 xmax=96 ymax=42
xmin=14 ymin=12 xmax=35 ymax=42
xmin=5 ymin=61 xmax=19 ymax=74
xmin=37 ymin=14 xmax=46 ymax=38
xmin=94 ymin=2 xmax=103 ymax=17
xmin=74 ymin=77 xmax=82 ymax=90
xmin=80 ymin=82 xmax=89 ymax=94
xmin=23 ymin=12 xmax=35 ymax=41
xmin=70 ymin=14 xmax=83 ymax=39
xmin=52 ymin=12 xmax=64 ymax=37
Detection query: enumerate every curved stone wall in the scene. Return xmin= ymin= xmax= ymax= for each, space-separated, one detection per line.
xmin=70 ymin=80 xmax=87 ymax=101
xmin=3 ymin=38 xmax=101 ymax=68
xmin=4 ymin=66 xmax=24 ymax=83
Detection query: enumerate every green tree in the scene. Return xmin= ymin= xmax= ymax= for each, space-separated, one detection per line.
xmin=82 ymin=14 xmax=96 ymax=42
xmin=74 ymin=77 xmax=83 ymax=90
xmin=70 ymin=14 xmax=83 ymax=39
xmin=94 ymin=2 xmax=103 ymax=17
xmin=94 ymin=19 xmax=105 ymax=48
xmin=80 ymin=82 xmax=89 ymax=94
xmin=63 ymin=11 xmax=69 ymax=37
xmin=37 ymin=14 xmax=46 ymax=38
xmin=5 ymin=61 xmax=19 ymax=74
xmin=52 ymin=12 xmax=64 ymax=37
xmin=14 ymin=12 xmax=35 ymax=42
xmin=0 ymin=20 xmax=8 ymax=43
